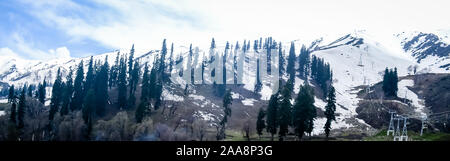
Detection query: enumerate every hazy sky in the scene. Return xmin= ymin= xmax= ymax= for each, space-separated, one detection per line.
xmin=1 ymin=0 xmax=449 ymax=59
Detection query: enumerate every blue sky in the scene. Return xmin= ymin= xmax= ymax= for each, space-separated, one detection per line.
xmin=1 ymin=0 xmax=449 ymax=60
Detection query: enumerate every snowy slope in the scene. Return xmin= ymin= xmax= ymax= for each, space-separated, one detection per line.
xmin=308 ymin=31 xmax=447 ymax=135
xmin=1 ymin=30 xmax=449 ymax=136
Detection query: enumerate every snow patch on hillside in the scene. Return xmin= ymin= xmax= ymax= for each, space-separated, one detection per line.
xmin=162 ymin=89 xmax=184 ymax=102
xmin=242 ymin=98 xmax=256 ymax=106
xmin=312 ymin=117 xmax=352 ymax=136
xmin=0 ymin=99 xmax=7 ymax=103
xmin=397 ymin=79 xmax=426 ymax=117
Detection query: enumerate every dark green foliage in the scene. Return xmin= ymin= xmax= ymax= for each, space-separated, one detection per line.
xmin=278 ymin=82 xmax=293 ymax=141
xmin=217 ymin=89 xmax=232 ymax=140
xmin=84 ymin=56 xmax=95 ymax=93
xmin=311 ymin=55 xmax=332 ymax=96
xmin=71 ymin=61 xmax=84 ymax=111
xmin=128 ymin=44 xmax=135 ymax=81
xmin=49 ymin=68 xmax=63 ymax=121
xmin=169 ymin=43 xmax=174 ymax=76
xmin=259 ymin=37 xmax=262 ymax=49
xmin=298 ymin=45 xmax=310 ymax=78
xmin=109 ymin=52 xmax=120 ymax=88
xmin=8 ymin=85 xmax=15 ymax=103
xmin=160 ymin=39 xmax=168 ymax=81
xmin=37 ymin=79 xmax=46 ymax=105
xmin=94 ymin=58 xmax=109 ymax=116
xmin=17 ymin=87 xmax=26 ymax=129
xmin=82 ymin=89 xmax=95 ymax=124
xmin=61 ymin=67 xmax=73 ymax=116
xmin=118 ymin=56 xmax=128 ymax=109
xmin=27 ymin=84 xmax=34 ymax=97
xmin=141 ymin=63 xmax=150 ymax=101
xmin=136 ymin=64 xmax=150 ymax=123
xmin=266 ymin=93 xmax=279 ymax=141
xmin=10 ymin=102 xmax=17 ymax=124
xmin=287 ymin=42 xmax=296 ymax=82
xmin=382 ymin=67 xmax=398 ymax=97
xmin=211 ymin=38 xmax=216 ymax=49
xmin=254 ymin=58 xmax=262 ymax=93
xmin=324 ymin=85 xmax=336 ymax=138
xmin=128 ymin=60 xmax=140 ymax=108
xmin=135 ymin=100 xmax=149 ymax=123
xmin=292 ymin=82 xmax=316 ymax=140
xmin=256 ymin=108 xmax=266 ymax=139
xmin=278 ymin=42 xmax=285 ymax=76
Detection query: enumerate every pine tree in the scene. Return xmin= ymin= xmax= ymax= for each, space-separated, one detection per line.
xmin=292 ymin=82 xmax=316 ymax=140
xmin=128 ymin=44 xmax=135 ymax=78
xmin=37 ymin=79 xmax=46 ymax=105
xmin=298 ymin=45 xmax=310 ymax=78
xmin=278 ymin=42 xmax=285 ymax=76
xmin=17 ymin=87 xmax=26 ymax=129
xmin=259 ymin=37 xmax=262 ymax=49
xmin=324 ymin=85 xmax=336 ymax=139
xmin=278 ymin=82 xmax=292 ymax=141
xmin=217 ymin=89 xmax=232 ymax=140
xmin=256 ymin=107 xmax=266 ymax=139
xmin=266 ymin=93 xmax=279 ymax=141
xmin=311 ymin=56 xmax=318 ymax=79
xmin=382 ymin=68 xmax=398 ymax=97
xmin=49 ymin=68 xmax=63 ymax=121
xmin=8 ymin=85 xmax=15 ymax=103
xmin=189 ymin=44 xmax=194 ymax=84
xmin=84 ymin=56 xmax=95 ymax=94
xmin=109 ymin=52 xmax=120 ymax=88
xmin=254 ymin=58 xmax=262 ymax=93
xmin=82 ymin=89 xmax=95 ymax=124
xmin=61 ymin=67 xmax=73 ymax=116
xmin=211 ymin=38 xmax=216 ymax=49
xmin=141 ymin=62 xmax=150 ymax=101
xmin=287 ymin=42 xmax=296 ymax=82
xmin=136 ymin=63 xmax=150 ymax=123
xmin=118 ymin=56 xmax=128 ymax=109
xmin=95 ymin=57 xmax=109 ymax=116
xmin=160 ymin=39 xmax=168 ymax=81
xmin=135 ymin=100 xmax=149 ymax=123
xmin=27 ymin=84 xmax=34 ymax=97
xmin=243 ymin=40 xmax=247 ymax=53
xmin=393 ymin=68 xmax=398 ymax=96
xmin=169 ymin=43 xmax=174 ymax=76
xmin=128 ymin=60 xmax=140 ymax=108
xmin=71 ymin=61 xmax=84 ymax=111
xmin=10 ymin=101 xmax=17 ymax=124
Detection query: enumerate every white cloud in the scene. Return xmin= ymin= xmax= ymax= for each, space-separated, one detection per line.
xmin=49 ymin=47 xmax=71 ymax=59
xmin=16 ymin=0 xmax=450 ymax=53
xmin=6 ymin=32 xmax=72 ymax=60
xmin=0 ymin=47 xmax=21 ymax=58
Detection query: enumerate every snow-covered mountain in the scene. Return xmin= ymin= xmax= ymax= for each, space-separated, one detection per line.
xmin=396 ymin=31 xmax=450 ymax=72
xmin=1 ymin=30 xmax=449 ymax=136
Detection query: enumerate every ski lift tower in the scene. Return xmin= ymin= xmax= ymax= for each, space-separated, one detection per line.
xmin=393 ymin=115 xmax=402 ymax=141
xmin=400 ymin=116 xmax=409 ymax=141
xmin=387 ymin=111 xmax=396 ymax=136
xmin=358 ymin=52 xmax=364 ymax=67
xmin=420 ymin=117 xmax=427 ymax=136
